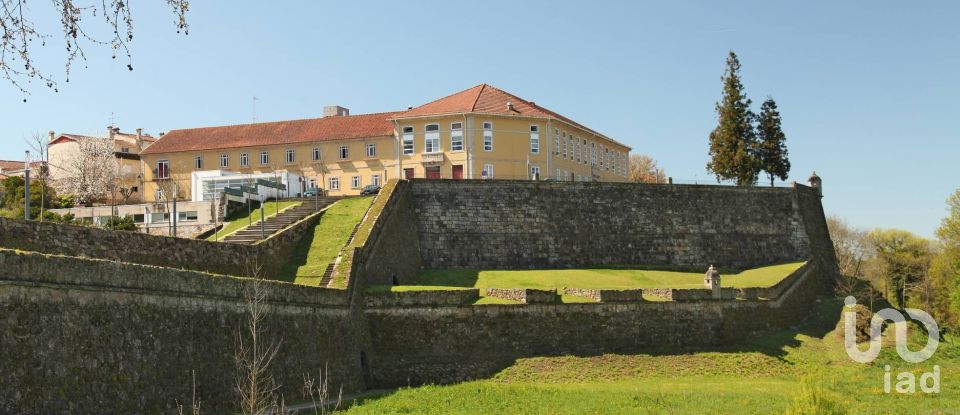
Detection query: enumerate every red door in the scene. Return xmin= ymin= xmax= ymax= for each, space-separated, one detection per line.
xmin=426 ymin=166 xmax=441 ymax=179
xmin=404 ymin=168 xmax=415 ymax=180
xmin=452 ymin=165 xmax=464 ymax=180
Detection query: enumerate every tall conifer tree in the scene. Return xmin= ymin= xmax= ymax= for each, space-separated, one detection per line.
xmin=756 ymin=98 xmax=791 ymax=187
xmin=707 ymin=51 xmax=759 ymax=186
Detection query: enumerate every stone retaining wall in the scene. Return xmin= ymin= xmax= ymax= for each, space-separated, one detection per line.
xmin=364 ymin=289 xmax=479 ymax=308
xmin=563 ymin=288 xmax=645 ymax=302
xmin=409 ymin=181 xmax=811 ymax=270
xmin=484 ymin=288 xmax=558 ymax=304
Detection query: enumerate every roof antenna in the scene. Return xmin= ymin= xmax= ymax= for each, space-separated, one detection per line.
xmin=108 ymin=112 xmax=118 ymax=129
xmin=252 ymin=96 xmax=259 ymax=122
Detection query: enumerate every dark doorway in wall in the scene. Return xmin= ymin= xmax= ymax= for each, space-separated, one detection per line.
xmin=452 ymin=165 xmax=464 ymax=180
xmin=425 ymin=166 xmax=441 ymax=179
xmin=404 ymin=168 xmax=415 ymax=180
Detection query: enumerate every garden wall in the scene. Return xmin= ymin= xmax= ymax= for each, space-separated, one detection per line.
xmin=409 ymin=180 xmax=813 ymax=270
xmin=0 ymin=249 xmax=365 ymax=414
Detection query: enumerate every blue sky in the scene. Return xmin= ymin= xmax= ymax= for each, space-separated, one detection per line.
xmin=1 ymin=1 xmax=957 ymax=237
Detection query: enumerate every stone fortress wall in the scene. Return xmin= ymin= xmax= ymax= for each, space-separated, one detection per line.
xmin=0 ymin=179 xmax=837 ymax=413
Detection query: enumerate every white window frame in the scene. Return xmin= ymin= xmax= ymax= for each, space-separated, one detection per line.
xmin=338 ymin=145 xmax=349 ymax=160
xmin=260 ymin=151 xmax=269 ymax=166
xmin=312 ymin=147 xmax=321 ymax=161
xmin=554 ymin=129 xmax=560 ymax=155
xmin=194 ymin=155 xmax=203 ymax=170
xmin=366 ymin=143 xmax=377 ymax=158
xmin=530 ymin=125 xmax=540 ymax=154
xmin=402 ymin=126 xmax=414 ymax=155
xmin=482 ymin=163 xmax=494 ymax=179
xmin=240 ymin=152 xmax=249 ymax=167
xmin=285 ymin=148 xmax=296 ymax=164
xmin=424 ymin=124 xmax=440 ymax=153
xmin=157 ymin=160 xmax=170 ymax=179
xmin=155 ymin=188 xmax=165 ymax=201
xmin=530 ymin=165 xmax=540 ymax=180
xmin=482 ymin=122 xmax=493 ymax=152
xmin=372 ymin=174 xmax=381 ymax=186
xmin=450 ymin=122 xmax=463 ymax=152
xmin=220 ymin=153 xmax=229 ymax=168
xmin=328 ymin=177 xmax=340 ymax=190
xmin=351 ymin=175 xmax=361 ymax=189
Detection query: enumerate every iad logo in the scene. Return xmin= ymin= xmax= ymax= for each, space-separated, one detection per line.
xmin=843 ymin=296 xmax=941 ymax=394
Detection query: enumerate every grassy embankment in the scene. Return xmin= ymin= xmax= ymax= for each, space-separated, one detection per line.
xmin=276 ymin=197 xmax=373 ymax=286
xmin=368 ymin=262 xmax=805 ymax=304
xmin=207 ymin=200 xmax=300 ymax=241
xmin=336 ymin=298 xmax=960 ymax=414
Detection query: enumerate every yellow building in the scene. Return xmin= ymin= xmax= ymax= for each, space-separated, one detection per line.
xmin=140 ymin=84 xmax=632 ymax=201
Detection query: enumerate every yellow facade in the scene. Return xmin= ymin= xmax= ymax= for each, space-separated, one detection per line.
xmin=140 ymin=113 xmax=630 ymax=202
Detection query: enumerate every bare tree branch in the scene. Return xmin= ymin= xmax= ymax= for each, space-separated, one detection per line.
xmin=1 ymin=0 xmax=189 ymax=99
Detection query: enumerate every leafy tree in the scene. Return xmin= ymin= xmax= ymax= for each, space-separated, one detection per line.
xmin=929 ymin=188 xmax=960 ymax=328
xmin=628 ymin=154 xmax=667 ymax=183
xmin=756 ymin=98 xmax=790 ymax=186
xmin=1 ymin=1 xmax=189 ymax=98
xmin=937 ymin=189 xmax=960 ymax=250
xmin=707 ymin=51 xmax=760 ymax=186
xmin=0 ymin=175 xmax=57 ymax=219
xmin=867 ymin=228 xmax=932 ymax=308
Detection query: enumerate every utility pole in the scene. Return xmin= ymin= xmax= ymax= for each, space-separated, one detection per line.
xmin=23 ymin=151 xmax=30 ymax=220
xmin=172 ymin=182 xmax=178 ymax=237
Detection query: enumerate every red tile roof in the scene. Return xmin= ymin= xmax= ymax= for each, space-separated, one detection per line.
xmin=0 ymin=160 xmax=44 ymax=172
xmin=141 ymin=84 xmax=628 ymax=155
xmin=395 ymin=84 xmax=624 ymax=147
xmin=141 ymin=111 xmax=403 ymax=155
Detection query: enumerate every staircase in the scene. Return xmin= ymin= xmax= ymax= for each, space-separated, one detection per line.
xmin=222 ymin=197 xmax=339 ymax=244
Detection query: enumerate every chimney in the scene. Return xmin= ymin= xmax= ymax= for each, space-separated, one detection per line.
xmin=107 ymin=125 xmax=116 ymax=141
xmin=48 ymin=131 xmax=55 ymax=143
xmin=506 ymin=102 xmax=515 ymax=112
xmin=136 ymin=128 xmax=144 ymax=150
xmin=159 ymin=132 xmax=165 ymax=138
xmin=323 ymin=105 xmax=350 ymax=117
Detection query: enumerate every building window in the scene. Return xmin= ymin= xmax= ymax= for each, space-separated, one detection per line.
xmin=351 ymin=175 xmax=361 ymax=189
xmin=366 ymin=143 xmax=377 ymax=158
xmin=483 ymin=122 xmax=493 ymax=151
xmin=312 ymin=147 xmax=321 ymax=161
xmin=285 ymin=149 xmax=295 ymax=164
xmin=150 ymin=212 xmax=169 ymax=222
xmin=260 ymin=151 xmax=269 ymax=165
xmin=569 ymin=137 xmax=574 ymax=161
xmin=372 ymin=174 xmax=381 ymax=186
xmin=121 ymin=147 xmax=130 ymax=153
xmin=194 ymin=155 xmax=203 ymax=169
xmin=220 ymin=154 xmax=229 ymax=168
xmin=308 ymin=178 xmax=316 ymax=189
xmin=576 ymin=138 xmax=581 ymax=163
xmin=530 ymin=165 xmax=540 ymax=180
xmin=157 ymin=160 xmax=170 ymax=179
xmin=328 ymin=177 xmax=340 ymax=190
xmin=402 ymin=126 xmax=414 ymax=155
xmin=556 ymin=168 xmax=561 ymax=180
xmin=554 ymin=129 xmax=560 ymax=155
xmin=482 ymin=163 xmax=494 ymax=179
xmin=178 ymin=211 xmax=198 ymax=221
xmin=424 ymin=124 xmax=440 ymax=153
xmin=562 ymin=136 xmax=568 ymax=159
xmin=240 ymin=152 xmax=249 ymax=167
xmin=339 ymin=145 xmax=349 ymax=160
xmin=450 ymin=122 xmax=463 ymax=151
xmin=155 ymin=188 xmax=165 ymax=200
xmin=530 ymin=125 xmax=540 ymax=154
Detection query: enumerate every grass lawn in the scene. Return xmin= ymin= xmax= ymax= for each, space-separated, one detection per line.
xmin=206 ymin=200 xmax=301 ymax=241
xmin=275 ymin=197 xmax=373 ymax=286
xmin=411 ymin=262 xmax=805 ymax=290
xmin=335 ymin=298 xmax=960 ymax=414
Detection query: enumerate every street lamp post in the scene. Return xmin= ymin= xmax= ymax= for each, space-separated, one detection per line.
xmin=24 ymin=151 xmax=30 ymax=220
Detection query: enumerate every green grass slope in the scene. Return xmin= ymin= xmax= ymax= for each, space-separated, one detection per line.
xmin=339 ymin=298 xmax=959 ymax=414
xmin=275 ymin=197 xmax=373 ymax=286
xmin=207 ymin=200 xmax=300 ymax=241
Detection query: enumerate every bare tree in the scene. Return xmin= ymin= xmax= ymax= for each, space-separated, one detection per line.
xmin=1 ymin=0 xmax=189 ymax=98
xmin=302 ymin=365 xmax=343 ymax=415
xmin=175 ymin=370 xmax=202 ymax=415
xmin=54 ymin=136 xmax=116 ymax=205
xmin=629 ymin=154 xmax=667 ymax=184
xmin=25 ymin=132 xmax=51 ymax=219
xmin=235 ymin=261 xmax=283 ymax=415
xmin=826 ymin=215 xmax=871 ymax=278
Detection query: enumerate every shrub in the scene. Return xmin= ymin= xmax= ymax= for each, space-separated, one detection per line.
xmin=783 ymin=374 xmax=847 ymax=415
xmin=103 ymin=216 xmax=138 ymax=231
